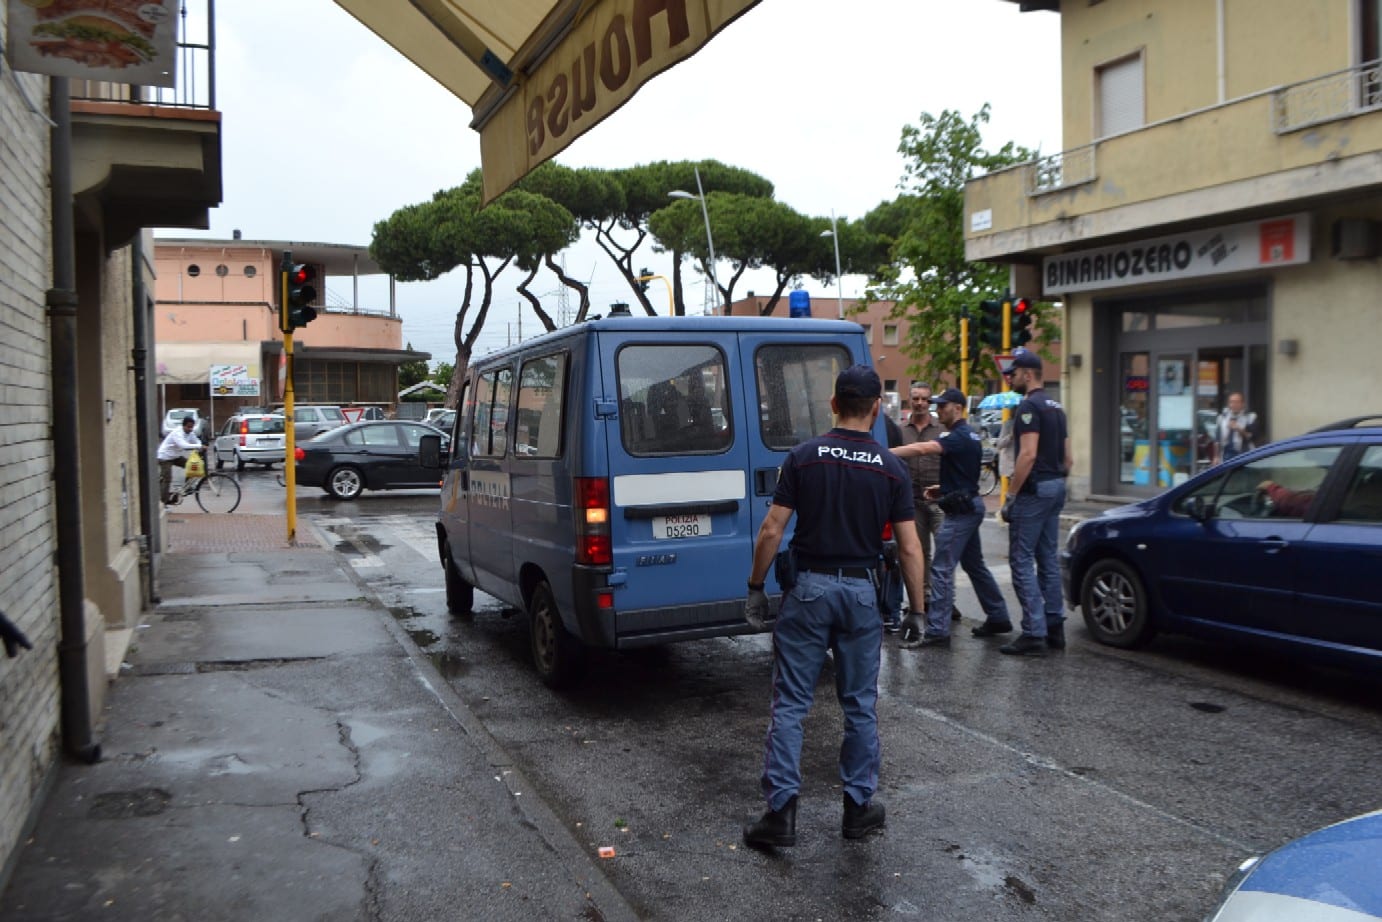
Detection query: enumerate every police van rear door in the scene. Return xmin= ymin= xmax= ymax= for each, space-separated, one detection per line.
xmin=603 ymin=333 xmax=751 ymax=628
xmin=736 ymin=328 xmax=860 ymax=579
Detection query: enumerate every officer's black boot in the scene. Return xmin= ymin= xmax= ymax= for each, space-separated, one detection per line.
xmin=744 ymin=795 xmax=797 ymax=848
xmin=1047 ymin=622 xmax=1066 ymax=650
xmin=842 ymin=793 xmax=886 ymax=839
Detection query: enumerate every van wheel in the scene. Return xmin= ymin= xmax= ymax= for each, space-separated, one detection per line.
xmin=528 ymin=580 xmax=584 ymax=688
xmin=443 ymin=542 xmax=473 ymax=614
xmin=1080 ymin=558 xmax=1155 ymax=648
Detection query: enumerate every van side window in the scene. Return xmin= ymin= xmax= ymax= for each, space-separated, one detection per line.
xmin=473 ymin=368 xmax=513 ymax=457
xmin=515 ymin=353 xmax=567 ymax=458
xmin=617 ymin=344 xmax=731 ymax=456
xmin=755 ymin=345 xmax=851 ymax=449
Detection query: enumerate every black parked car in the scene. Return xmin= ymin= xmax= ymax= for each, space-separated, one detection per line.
xmin=294 ymin=421 xmax=450 ymax=500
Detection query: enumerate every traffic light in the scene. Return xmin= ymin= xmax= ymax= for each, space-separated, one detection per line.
xmin=282 ymin=263 xmax=318 ymax=331
xmin=637 ymin=267 xmax=652 ymax=294
xmin=1012 ymin=297 xmax=1035 ymax=346
xmin=976 ymin=298 xmax=1003 ymax=350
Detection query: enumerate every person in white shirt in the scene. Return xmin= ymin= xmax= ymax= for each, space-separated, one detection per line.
xmin=1214 ymin=392 xmax=1260 ymax=464
xmin=157 ymin=415 xmax=202 ymax=504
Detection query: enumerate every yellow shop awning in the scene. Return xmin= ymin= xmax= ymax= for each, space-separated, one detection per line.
xmin=334 ymin=0 xmax=760 ymax=201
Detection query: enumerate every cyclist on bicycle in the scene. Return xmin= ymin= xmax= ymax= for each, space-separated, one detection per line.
xmin=157 ymin=415 xmax=202 ymax=504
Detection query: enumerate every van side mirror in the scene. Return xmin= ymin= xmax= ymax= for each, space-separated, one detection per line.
xmin=419 ymin=433 xmax=442 ymax=470
xmin=1187 ymin=495 xmax=1215 ymax=523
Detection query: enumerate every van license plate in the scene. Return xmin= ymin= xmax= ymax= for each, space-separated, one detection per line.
xmin=652 ymin=514 xmax=711 ymax=539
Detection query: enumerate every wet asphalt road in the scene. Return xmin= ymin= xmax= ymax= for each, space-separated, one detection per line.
xmin=246 ymin=472 xmax=1382 ymax=921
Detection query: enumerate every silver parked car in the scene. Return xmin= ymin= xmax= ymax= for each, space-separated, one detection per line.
xmin=213 ymin=414 xmax=287 ymax=470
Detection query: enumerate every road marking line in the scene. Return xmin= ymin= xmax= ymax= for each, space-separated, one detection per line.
xmin=906 ymin=702 xmax=1252 ymax=852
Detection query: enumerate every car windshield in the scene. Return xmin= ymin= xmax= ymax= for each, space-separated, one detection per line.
xmin=245 ymin=418 xmax=284 ymax=434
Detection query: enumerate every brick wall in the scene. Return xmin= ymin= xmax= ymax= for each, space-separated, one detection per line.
xmin=0 ymin=11 xmax=62 ymax=878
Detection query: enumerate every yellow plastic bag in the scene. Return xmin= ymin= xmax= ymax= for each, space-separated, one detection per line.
xmin=185 ymin=450 xmax=205 ymax=479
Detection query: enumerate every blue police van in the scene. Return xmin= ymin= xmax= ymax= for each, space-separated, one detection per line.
xmin=420 ymin=312 xmax=883 ymax=686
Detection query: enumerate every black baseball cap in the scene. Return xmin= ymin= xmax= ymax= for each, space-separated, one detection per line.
xmin=930 ymin=387 xmax=966 ymax=407
xmin=1008 ymin=348 xmax=1042 ymax=371
xmin=835 ymin=364 xmax=882 ymax=399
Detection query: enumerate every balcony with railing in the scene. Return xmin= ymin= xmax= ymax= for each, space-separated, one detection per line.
xmin=68 ymin=0 xmax=221 ymax=245
xmin=966 ymin=59 xmax=1382 ymax=261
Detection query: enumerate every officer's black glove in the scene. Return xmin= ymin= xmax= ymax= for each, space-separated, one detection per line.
xmin=745 ymin=589 xmax=770 ymax=631
xmin=0 ymin=611 xmax=33 ymax=658
xmin=1000 ymin=497 xmax=1014 ymax=524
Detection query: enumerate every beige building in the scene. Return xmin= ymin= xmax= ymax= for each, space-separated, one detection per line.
xmin=0 ymin=4 xmax=221 ymax=879
xmin=153 ymin=238 xmax=426 ymax=423
xmin=968 ymin=0 xmax=1382 ymax=500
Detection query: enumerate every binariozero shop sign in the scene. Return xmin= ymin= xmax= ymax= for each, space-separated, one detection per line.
xmin=1042 ymin=213 xmax=1310 ymax=296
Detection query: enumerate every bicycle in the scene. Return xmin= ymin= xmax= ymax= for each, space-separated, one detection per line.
xmin=165 ymin=469 xmax=241 ymax=513
xmin=978 ymin=459 xmax=999 ymax=496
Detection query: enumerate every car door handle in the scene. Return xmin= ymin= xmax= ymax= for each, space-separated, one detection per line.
xmin=1259 ymin=537 xmax=1289 ymax=553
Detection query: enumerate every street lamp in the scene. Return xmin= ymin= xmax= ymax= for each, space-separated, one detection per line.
xmin=669 ymin=165 xmax=723 ymax=314
xmin=820 ymin=210 xmax=843 ymax=318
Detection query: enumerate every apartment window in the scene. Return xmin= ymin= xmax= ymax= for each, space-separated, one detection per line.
xmin=883 ymin=324 xmax=899 ymax=346
xmin=1096 ymin=53 xmax=1145 ymax=138
xmin=1364 ymin=0 xmax=1381 ymax=64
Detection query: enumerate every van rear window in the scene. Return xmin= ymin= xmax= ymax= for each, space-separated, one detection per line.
xmin=756 ymin=345 xmax=851 ymax=450
xmin=617 ymin=345 xmax=731 ymax=456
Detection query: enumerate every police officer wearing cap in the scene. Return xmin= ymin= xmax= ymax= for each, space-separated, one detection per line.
xmin=742 ymin=364 xmax=925 ymax=847
xmin=1000 ymin=348 xmax=1073 ymax=656
xmin=890 ymin=387 xmax=1011 ymax=648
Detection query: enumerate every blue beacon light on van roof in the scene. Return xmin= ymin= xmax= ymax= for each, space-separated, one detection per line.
xmin=788 ymin=291 xmax=811 ymax=318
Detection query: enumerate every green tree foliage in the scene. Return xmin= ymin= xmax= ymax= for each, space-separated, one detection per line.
xmin=370 ymin=170 xmax=576 ymax=403
xmin=397 ymin=343 xmax=430 ymax=391
xmin=650 ymin=194 xmax=828 ymax=315
xmin=863 ymin=106 xmax=1055 ymax=387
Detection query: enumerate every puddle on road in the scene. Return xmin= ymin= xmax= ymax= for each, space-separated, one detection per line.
xmin=407 ymin=627 xmax=440 ymax=647
xmin=428 ymin=650 xmax=469 ymax=680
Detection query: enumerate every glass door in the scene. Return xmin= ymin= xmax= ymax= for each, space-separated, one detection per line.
xmin=1118 ymin=352 xmax=1151 ymax=486
xmin=1153 ymin=353 xmax=1196 ymax=488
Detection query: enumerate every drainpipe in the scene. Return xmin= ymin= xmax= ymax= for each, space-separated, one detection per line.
xmin=131 ymin=235 xmax=158 ymax=603
xmin=48 ymin=77 xmax=100 ymax=764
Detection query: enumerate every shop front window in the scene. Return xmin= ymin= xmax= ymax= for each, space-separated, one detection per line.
xmin=1119 ymin=353 xmax=1150 ymax=485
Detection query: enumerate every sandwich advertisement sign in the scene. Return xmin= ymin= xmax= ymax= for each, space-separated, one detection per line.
xmin=7 ymin=0 xmax=178 ymax=87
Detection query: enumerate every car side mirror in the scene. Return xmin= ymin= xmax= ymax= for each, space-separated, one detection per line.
xmin=1187 ymin=495 xmax=1215 ymax=523
xmin=419 ymin=433 xmax=442 ymax=470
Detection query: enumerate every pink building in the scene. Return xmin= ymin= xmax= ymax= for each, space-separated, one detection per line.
xmin=153 ymin=237 xmax=428 ymax=420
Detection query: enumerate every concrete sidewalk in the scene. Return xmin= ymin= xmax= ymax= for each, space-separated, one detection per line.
xmin=0 ymin=514 xmax=637 ymax=922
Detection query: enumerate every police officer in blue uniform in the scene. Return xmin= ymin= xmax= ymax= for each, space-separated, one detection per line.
xmin=742 ymin=365 xmax=925 ymax=847
xmin=890 ymin=388 xmax=1011 ymax=647
xmin=1000 ymin=349 xmax=1073 ymax=655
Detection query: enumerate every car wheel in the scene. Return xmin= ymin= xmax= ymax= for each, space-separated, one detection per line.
xmin=528 ymin=580 xmax=585 ymax=688
xmin=442 ymin=540 xmax=473 ymax=615
xmin=326 ymin=465 xmax=364 ymax=500
xmin=236 ymin=453 xmax=246 ymax=472
xmin=216 ymin=456 xmax=225 ymax=470
xmin=1080 ymin=558 xmax=1155 ymax=648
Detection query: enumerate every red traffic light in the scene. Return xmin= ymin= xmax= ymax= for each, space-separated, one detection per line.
xmin=1013 ymin=297 xmax=1031 ymax=314
xmin=290 ymin=265 xmax=315 ymax=286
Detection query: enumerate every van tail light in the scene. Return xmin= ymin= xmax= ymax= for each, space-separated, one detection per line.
xmin=881 ymin=522 xmax=894 ymax=541
xmin=575 ymin=477 xmax=612 ymax=566
xmin=294 ymin=447 xmax=305 ymax=462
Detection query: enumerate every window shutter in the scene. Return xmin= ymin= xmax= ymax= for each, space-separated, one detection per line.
xmin=1098 ymin=55 xmax=1145 ymax=138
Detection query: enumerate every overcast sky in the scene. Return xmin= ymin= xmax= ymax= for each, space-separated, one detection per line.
xmin=168 ymin=0 xmax=1062 ymax=364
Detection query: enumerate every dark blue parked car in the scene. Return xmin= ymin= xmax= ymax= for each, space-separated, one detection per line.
xmin=1063 ymin=416 xmax=1382 ymax=669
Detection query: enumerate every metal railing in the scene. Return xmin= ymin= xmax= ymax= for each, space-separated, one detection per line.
xmin=70 ymin=0 xmax=215 ymax=111
xmin=1273 ymin=58 xmax=1382 ymax=133
xmin=1025 ymin=144 xmax=1097 ymax=196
